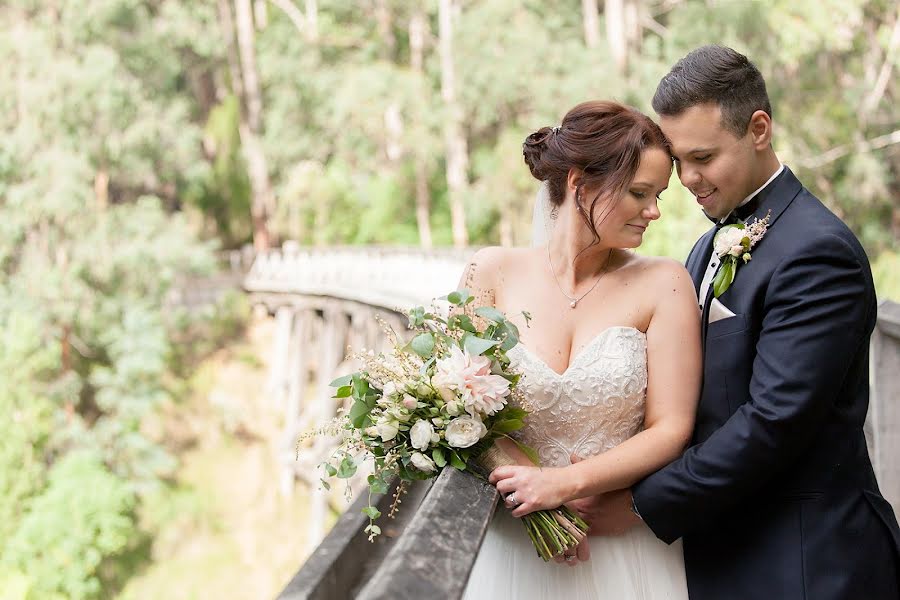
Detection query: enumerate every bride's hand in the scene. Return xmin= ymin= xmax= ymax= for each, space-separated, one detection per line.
xmin=489 ymin=465 xmax=575 ymax=518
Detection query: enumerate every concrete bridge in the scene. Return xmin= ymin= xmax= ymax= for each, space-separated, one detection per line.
xmin=242 ymin=243 xmax=900 ymax=600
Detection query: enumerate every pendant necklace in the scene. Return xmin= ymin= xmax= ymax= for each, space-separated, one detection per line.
xmin=547 ymin=247 xmax=613 ymax=309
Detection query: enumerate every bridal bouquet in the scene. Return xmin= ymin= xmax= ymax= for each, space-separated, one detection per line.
xmin=318 ymin=289 xmax=589 ymax=561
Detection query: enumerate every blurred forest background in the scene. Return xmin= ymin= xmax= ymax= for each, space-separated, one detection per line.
xmin=2 ymin=0 xmax=898 ymax=598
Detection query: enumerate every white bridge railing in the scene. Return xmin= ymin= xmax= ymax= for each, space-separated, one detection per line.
xmin=244 ymin=243 xmax=472 ymax=311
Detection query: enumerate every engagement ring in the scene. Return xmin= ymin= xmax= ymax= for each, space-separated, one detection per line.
xmin=506 ymin=492 xmax=520 ymax=506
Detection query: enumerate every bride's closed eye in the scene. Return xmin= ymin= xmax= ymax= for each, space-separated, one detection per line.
xmin=630 ymin=190 xmax=663 ymax=202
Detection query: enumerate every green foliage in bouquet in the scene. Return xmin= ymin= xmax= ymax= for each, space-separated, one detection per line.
xmin=317 ymin=290 xmax=589 ymax=560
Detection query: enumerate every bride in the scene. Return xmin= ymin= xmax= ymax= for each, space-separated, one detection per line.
xmin=459 ymin=101 xmax=701 ymax=599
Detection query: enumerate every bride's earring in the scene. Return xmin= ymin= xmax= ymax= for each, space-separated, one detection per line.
xmin=549 ymin=204 xmax=559 ymax=221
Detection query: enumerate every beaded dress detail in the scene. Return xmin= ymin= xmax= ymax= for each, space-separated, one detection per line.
xmin=462 ymin=326 xmax=688 ymax=600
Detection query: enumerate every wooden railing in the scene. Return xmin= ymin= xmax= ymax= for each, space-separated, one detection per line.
xmin=279 ymin=300 xmax=900 ymax=600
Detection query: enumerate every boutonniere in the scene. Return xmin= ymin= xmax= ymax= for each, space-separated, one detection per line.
xmin=712 ymin=210 xmax=771 ymax=297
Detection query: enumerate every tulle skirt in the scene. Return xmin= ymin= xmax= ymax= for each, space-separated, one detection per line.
xmin=462 ymin=508 xmax=688 ymax=600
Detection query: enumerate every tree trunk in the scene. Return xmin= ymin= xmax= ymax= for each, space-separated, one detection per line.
xmin=234 ymin=0 xmax=274 ymax=250
xmin=605 ymin=0 xmax=627 ymax=74
xmin=305 ymin=0 xmax=318 ymax=43
xmin=439 ymin=0 xmax=469 ymax=248
xmin=217 ymin=0 xmax=245 ymax=100
xmin=253 ymin=0 xmax=268 ymax=28
xmin=414 ymin=158 xmax=433 ymax=248
xmin=624 ymin=0 xmax=642 ymax=62
xmin=582 ymin=0 xmax=600 ymax=48
xmin=374 ymin=0 xmax=396 ymax=60
xmin=409 ymin=8 xmax=433 ymax=248
xmin=94 ymin=169 xmax=109 ymax=211
xmin=235 ymin=0 xmax=263 ymax=132
xmin=384 ymin=103 xmax=403 ymax=162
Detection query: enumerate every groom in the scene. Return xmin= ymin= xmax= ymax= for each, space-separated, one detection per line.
xmin=578 ymin=45 xmax=900 ymax=599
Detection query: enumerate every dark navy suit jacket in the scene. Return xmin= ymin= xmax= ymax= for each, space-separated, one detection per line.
xmin=632 ymin=167 xmax=900 ymax=599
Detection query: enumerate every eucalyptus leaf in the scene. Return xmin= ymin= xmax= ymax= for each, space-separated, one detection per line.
xmin=409 ymin=332 xmax=435 ymax=358
xmin=349 ymin=399 xmax=373 ymax=428
xmin=329 ymin=374 xmax=353 ymax=388
xmin=362 ymin=506 xmax=382 ymax=520
xmin=337 ymin=456 xmax=357 ymax=479
xmin=449 ymin=314 xmax=477 ymax=333
xmin=492 ymin=418 xmax=524 ymax=433
xmin=475 ymin=306 xmax=506 ymax=323
xmin=497 ymin=406 xmax=528 ymax=421
xmin=370 ymin=477 xmax=389 ymax=494
xmin=432 ymin=447 xmax=447 ymax=468
xmin=463 ymin=334 xmax=499 ymax=356
xmin=449 ymin=451 xmax=466 ymax=470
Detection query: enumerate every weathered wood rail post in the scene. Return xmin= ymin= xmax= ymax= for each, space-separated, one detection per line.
xmin=867 ymin=299 xmax=900 ymax=514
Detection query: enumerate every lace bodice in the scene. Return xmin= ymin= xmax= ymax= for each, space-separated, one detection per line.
xmin=507 ymin=326 xmax=648 ymax=467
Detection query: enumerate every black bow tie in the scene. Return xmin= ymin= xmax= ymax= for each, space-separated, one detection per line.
xmin=709 ymin=193 xmax=763 ymax=228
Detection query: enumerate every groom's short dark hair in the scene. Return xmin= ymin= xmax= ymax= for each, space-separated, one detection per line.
xmin=652 ymin=45 xmax=772 ymax=138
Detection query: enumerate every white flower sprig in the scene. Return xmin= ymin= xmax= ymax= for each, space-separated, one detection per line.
xmin=712 ymin=210 xmax=771 ymax=298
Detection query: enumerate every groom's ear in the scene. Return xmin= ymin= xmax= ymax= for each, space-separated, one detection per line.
xmin=747 ymin=110 xmax=773 ymax=150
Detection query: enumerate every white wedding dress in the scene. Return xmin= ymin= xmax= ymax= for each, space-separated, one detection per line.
xmin=462 ymin=326 xmax=688 ymax=600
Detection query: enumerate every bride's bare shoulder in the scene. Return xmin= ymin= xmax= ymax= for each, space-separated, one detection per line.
xmin=621 ymin=253 xmax=692 ymax=292
xmin=463 ymin=246 xmax=535 ymax=279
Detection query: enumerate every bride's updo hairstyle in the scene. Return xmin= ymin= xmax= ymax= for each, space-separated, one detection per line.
xmin=523 ymin=101 xmax=670 ymax=243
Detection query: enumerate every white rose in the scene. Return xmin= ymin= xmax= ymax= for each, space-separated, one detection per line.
xmin=410 ymin=451 xmax=436 ymax=472
xmin=445 ymin=401 xmax=462 ymax=416
xmin=445 ymin=416 xmax=488 ymax=448
xmin=382 ymin=381 xmax=398 ymax=398
xmin=365 ymin=426 xmax=379 ymax=437
xmin=410 ymin=419 xmax=434 ymax=450
xmin=714 ymin=226 xmax=745 ymax=257
xmin=376 ymin=420 xmax=399 ymax=441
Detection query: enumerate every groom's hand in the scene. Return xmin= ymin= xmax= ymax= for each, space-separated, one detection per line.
xmin=567 ymin=454 xmax=641 ymax=537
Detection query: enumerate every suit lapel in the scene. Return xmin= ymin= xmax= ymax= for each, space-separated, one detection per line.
xmin=741 ymin=166 xmax=802 ymax=230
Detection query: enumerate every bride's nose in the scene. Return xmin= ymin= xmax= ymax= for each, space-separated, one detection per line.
xmin=642 ymin=199 xmax=661 ymax=221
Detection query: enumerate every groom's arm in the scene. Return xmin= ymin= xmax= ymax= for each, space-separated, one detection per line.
xmin=632 ymin=233 xmax=874 ymax=544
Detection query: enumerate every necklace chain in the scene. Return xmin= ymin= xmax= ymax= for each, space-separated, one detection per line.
xmin=547 ymin=247 xmax=613 ymax=309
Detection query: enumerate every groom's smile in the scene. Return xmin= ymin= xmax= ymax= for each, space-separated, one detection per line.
xmin=692 ymin=188 xmax=718 ymax=209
